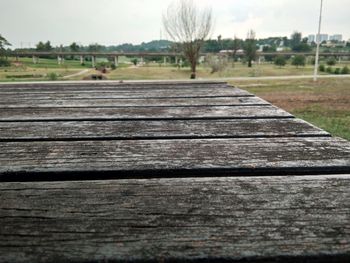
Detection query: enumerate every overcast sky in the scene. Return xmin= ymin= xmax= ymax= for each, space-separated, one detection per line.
xmin=1 ymin=0 xmax=349 ymax=48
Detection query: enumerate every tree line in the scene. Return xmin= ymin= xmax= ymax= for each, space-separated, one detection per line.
xmin=13 ymin=31 xmax=314 ymax=54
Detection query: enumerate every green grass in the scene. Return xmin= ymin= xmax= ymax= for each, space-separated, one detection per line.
xmin=233 ymin=78 xmax=350 ymax=140
xmin=295 ymin=110 xmax=350 ymax=140
xmin=13 ymin=57 xmax=92 ymax=68
xmin=2 ymin=57 xmax=349 ymax=82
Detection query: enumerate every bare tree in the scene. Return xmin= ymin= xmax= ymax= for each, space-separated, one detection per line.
xmin=163 ymin=0 xmax=213 ymax=79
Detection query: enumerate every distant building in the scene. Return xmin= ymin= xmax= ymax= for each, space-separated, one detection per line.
xmin=317 ymin=34 xmax=329 ymax=43
xmin=329 ymin=34 xmax=343 ymax=41
xmin=308 ymin=35 xmax=315 ymax=43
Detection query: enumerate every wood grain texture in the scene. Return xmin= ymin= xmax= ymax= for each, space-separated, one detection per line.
xmin=0 ymin=87 xmax=251 ymax=98
xmin=0 ymin=96 xmax=268 ymax=108
xmin=1 ymin=137 xmax=349 ymax=179
xmin=0 ymin=105 xmax=293 ymax=121
xmin=0 ymin=175 xmax=349 ymax=262
xmin=0 ymin=81 xmax=228 ymax=91
xmin=1 ymin=81 xmax=349 ymax=262
xmin=0 ymin=119 xmax=329 ymax=141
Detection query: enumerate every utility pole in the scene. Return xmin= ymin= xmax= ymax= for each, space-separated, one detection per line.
xmin=313 ymin=0 xmax=324 ymax=82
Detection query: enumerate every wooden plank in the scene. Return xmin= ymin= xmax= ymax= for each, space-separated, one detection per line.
xmin=0 ymin=137 xmax=349 ymax=180
xmin=0 ymin=105 xmax=293 ymax=121
xmin=0 ymin=175 xmax=349 ymax=262
xmin=0 ymin=96 xmax=268 ymax=108
xmin=0 ymin=87 xmax=252 ymax=98
xmin=0 ymin=119 xmax=329 ymax=141
xmin=0 ymin=81 xmax=229 ymax=91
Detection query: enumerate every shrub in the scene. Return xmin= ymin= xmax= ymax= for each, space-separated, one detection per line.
xmin=334 ymin=68 xmax=341 ymax=75
xmin=0 ymin=58 xmax=10 ymax=67
xmin=291 ymin=55 xmax=306 ymax=68
xmin=326 ymin=57 xmax=337 ymax=66
xmin=341 ymin=66 xmax=350 ymax=74
xmin=318 ymin=64 xmax=326 ymax=72
xmin=47 ymin=72 xmax=58 ymax=80
xmin=96 ymin=62 xmax=110 ymax=73
xmin=6 ymin=74 xmax=43 ymax=79
xmin=205 ymin=54 xmax=228 ymax=74
xmin=326 ymin=66 xmax=333 ymax=73
xmin=131 ymin=58 xmax=138 ymax=66
xmin=274 ymin=55 xmax=287 ymax=68
xmin=111 ymin=63 xmax=117 ymax=70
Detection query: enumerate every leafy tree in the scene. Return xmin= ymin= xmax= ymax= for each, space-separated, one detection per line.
xmin=69 ymin=42 xmax=80 ymax=59
xmin=290 ymin=32 xmax=311 ymax=52
xmin=263 ymin=45 xmax=277 ymax=62
xmin=204 ymin=39 xmax=221 ymax=52
xmin=163 ymin=0 xmax=213 ymax=79
xmin=326 ymin=57 xmax=337 ymax=66
xmin=290 ymin=31 xmax=302 ymax=49
xmin=291 ymin=55 xmax=306 ymax=68
xmin=0 ymin=34 xmax=11 ymax=66
xmin=274 ymin=55 xmax=287 ymax=68
xmin=88 ymin=43 xmax=103 ymax=52
xmin=244 ymin=30 xmax=257 ymax=67
xmin=293 ymin=42 xmax=311 ymax=52
xmin=36 ymin=41 xmax=52 ymax=51
xmin=70 ymin=42 xmax=80 ymax=52
xmin=0 ymin=34 xmax=11 ymax=52
xmin=282 ymin=36 xmax=290 ymax=47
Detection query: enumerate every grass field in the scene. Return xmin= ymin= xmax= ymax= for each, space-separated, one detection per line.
xmin=78 ymin=61 xmax=350 ymax=80
xmin=230 ymin=78 xmax=350 ymax=141
xmin=1 ymin=57 xmax=350 ymax=82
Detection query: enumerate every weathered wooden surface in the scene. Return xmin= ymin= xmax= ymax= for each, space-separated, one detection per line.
xmin=0 ymin=81 xmax=229 ymax=90
xmin=0 ymin=175 xmax=349 ymax=263
xmin=0 ymin=96 xmax=268 ymax=108
xmin=0 ymin=105 xmax=293 ymax=121
xmin=1 ymin=81 xmax=350 ymax=262
xmin=0 ymin=119 xmax=329 ymax=141
xmin=1 ymin=137 xmax=349 ymax=180
xmin=0 ymin=86 xmax=252 ymax=98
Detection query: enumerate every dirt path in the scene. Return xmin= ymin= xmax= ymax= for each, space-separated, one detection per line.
xmin=62 ymin=69 xmax=91 ymax=79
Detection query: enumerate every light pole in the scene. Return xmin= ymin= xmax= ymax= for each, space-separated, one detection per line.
xmin=313 ymin=0 xmax=324 ymax=82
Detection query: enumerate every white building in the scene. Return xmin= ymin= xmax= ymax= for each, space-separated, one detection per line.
xmin=308 ymin=35 xmax=315 ymax=43
xmin=317 ymin=34 xmax=329 ymax=43
xmin=329 ymin=34 xmax=343 ymax=41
